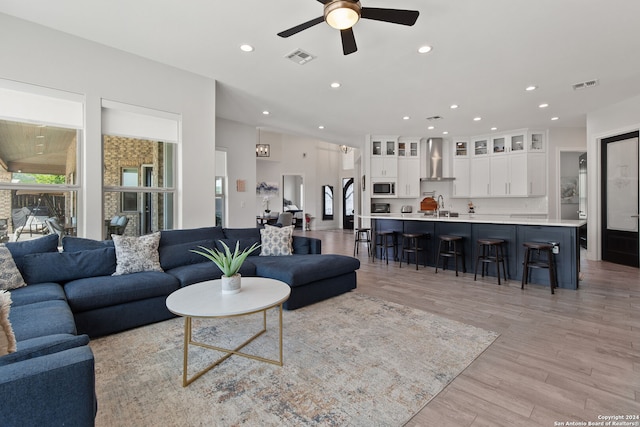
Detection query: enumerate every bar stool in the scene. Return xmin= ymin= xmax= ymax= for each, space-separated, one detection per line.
xmin=374 ymin=231 xmax=396 ymax=264
xmin=399 ymin=233 xmax=428 ymax=270
xmin=353 ymin=228 xmax=372 ymax=257
xmin=435 ymin=235 xmax=466 ymax=276
xmin=474 ymin=238 xmax=508 ymax=286
xmin=521 ymin=242 xmax=557 ymax=294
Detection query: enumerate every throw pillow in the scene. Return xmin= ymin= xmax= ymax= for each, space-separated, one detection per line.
xmin=260 ymin=225 xmax=294 ymax=256
xmin=112 ymin=232 xmax=163 ymax=276
xmin=0 ymin=245 xmax=27 ymax=291
xmin=0 ymin=290 xmax=16 ymax=356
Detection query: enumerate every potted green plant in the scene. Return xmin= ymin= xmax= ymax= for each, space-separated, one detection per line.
xmin=190 ymin=241 xmax=260 ymax=294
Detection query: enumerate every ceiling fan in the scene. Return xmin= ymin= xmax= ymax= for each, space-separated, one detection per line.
xmin=277 ymin=0 xmax=420 ymax=55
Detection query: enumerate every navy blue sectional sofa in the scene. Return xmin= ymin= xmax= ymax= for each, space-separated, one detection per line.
xmin=0 ymin=226 xmax=359 ymax=426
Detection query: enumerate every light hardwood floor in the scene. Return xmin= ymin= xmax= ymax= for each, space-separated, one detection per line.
xmin=298 ymin=229 xmax=640 ymax=426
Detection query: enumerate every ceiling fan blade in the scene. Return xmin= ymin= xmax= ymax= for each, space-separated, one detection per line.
xmin=316 ymin=0 xmax=330 ymax=3
xmin=340 ymin=28 xmax=358 ymax=55
xmin=277 ymin=16 xmax=325 ymax=38
xmin=361 ymin=8 xmax=420 ymax=26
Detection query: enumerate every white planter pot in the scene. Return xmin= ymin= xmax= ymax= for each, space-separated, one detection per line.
xmin=221 ymin=274 xmax=241 ymax=295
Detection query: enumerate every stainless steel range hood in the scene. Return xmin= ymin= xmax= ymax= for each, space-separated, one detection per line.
xmin=420 ymin=137 xmax=455 ymax=181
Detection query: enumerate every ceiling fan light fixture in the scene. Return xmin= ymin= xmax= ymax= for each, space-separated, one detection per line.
xmin=325 ymin=1 xmax=361 ymax=30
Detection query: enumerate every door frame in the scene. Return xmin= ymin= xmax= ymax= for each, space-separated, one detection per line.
xmin=555 ymin=147 xmax=587 ymax=220
xmin=600 ymin=131 xmax=639 ymax=267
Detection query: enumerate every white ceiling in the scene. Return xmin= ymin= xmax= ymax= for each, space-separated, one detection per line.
xmin=1 ymin=0 xmax=640 ymax=146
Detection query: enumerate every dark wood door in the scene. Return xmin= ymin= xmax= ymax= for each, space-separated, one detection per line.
xmin=601 ymin=131 xmax=639 ymax=267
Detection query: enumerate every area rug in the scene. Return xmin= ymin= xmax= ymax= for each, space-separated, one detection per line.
xmin=90 ymin=292 xmax=498 ymax=426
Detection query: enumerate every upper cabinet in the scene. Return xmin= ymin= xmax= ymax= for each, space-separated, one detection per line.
xmin=473 ymin=136 xmax=490 ymax=156
xmin=453 ymin=139 xmax=469 ymax=157
xmin=398 ymin=137 xmax=420 ymax=158
xmin=370 ymin=136 xmax=398 ymax=178
xmin=372 ymin=137 xmax=397 ymax=157
xmin=528 ymin=131 xmax=545 ymax=152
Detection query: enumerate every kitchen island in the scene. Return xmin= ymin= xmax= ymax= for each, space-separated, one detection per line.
xmin=363 ymin=214 xmax=587 ymax=290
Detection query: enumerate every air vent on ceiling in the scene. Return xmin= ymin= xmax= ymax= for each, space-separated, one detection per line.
xmin=572 ymin=79 xmax=599 ymax=90
xmin=426 ymin=115 xmax=443 ymax=121
xmin=285 ymin=49 xmax=316 ymax=65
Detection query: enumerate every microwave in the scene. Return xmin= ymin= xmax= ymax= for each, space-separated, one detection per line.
xmin=372 ymin=182 xmax=395 ymax=195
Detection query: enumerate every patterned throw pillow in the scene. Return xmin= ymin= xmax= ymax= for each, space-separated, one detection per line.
xmin=112 ymin=232 xmax=163 ymax=275
xmin=259 ymin=225 xmax=294 ymax=256
xmin=0 ymin=245 xmax=27 ymax=291
xmin=0 ymin=290 xmax=16 ymax=356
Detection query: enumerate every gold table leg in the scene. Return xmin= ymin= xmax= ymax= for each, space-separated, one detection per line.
xmin=180 ymin=303 xmax=284 ymax=387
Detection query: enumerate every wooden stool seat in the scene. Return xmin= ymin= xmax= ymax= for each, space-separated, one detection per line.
xmin=474 ymin=238 xmax=508 ymax=286
xmin=521 ymin=242 xmax=557 ymax=294
xmin=353 ymin=228 xmax=372 ymax=257
xmin=399 ymin=233 xmax=428 ymax=270
xmin=435 ymin=235 xmax=466 ymax=276
xmin=374 ymin=231 xmax=397 ymax=264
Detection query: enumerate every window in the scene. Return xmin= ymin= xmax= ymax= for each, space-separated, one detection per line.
xmin=102 ymin=101 xmax=179 ymax=237
xmin=0 ymin=81 xmax=83 ymax=242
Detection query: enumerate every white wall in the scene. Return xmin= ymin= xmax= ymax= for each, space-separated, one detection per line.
xmin=215 ymin=118 xmax=258 ymax=227
xmin=586 ymin=93 xmax=640 ymax=261
xmin=0 ymin=13 xmax=217 ymax=239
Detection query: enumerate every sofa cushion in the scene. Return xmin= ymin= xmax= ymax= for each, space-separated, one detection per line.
xmin=0 ymin=333 xmax=89 ymax=367
xmin=216 ymin=238 xmax=261 ymax=256
xmin=160 ymin=227 xmax=225 ymax=247
xmin=8 ymin=283 xmax=67 ymax=307
xmin=159 ymin=239 xmax=216 ymax=270
xmin=222 ymin=228 xmax=261 ymax=241
xmin=0 ymin=290 xmax=16 ymax=356
xmin=20 ymin=247 xmax=116 ymax=285
xmin=5 ymin=234 xmax=59 ymax=273
xmin=166 ymin=261 xmax=257 ymax=287
xmin=259 ymin=225 xmax=293 ymax=256
xmin=9 ymin=300 xmax=76 ymax=341
xmin=250 ymin=254 xmax=361 ymax=287
xmin=112 ymin=232 xmax=163 ymax=275
xmin=64 ymin=271 xmax=180 ymax=312
xmin=62 ymin=236 xmax=114 ymax=252
xmin=0 ymin=246 xmax=26 ymax=291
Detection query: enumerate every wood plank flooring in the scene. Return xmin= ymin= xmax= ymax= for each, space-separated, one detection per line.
xmin=298 ymin=229 xmax=640 ymax=426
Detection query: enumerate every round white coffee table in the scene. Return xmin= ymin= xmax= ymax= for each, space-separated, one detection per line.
xmin=166 ymin=277 xmax=291 ymax=386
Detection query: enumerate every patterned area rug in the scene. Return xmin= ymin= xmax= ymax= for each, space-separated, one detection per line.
xmin=91 ymin=292 xmax=498 ymax=426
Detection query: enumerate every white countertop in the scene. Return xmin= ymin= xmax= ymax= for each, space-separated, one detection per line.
xmin=362 ymin=213 xmax=586 ymax=227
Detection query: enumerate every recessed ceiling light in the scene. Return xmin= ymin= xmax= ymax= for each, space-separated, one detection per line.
xmin=318 ymin=125 xmax=325 ymax=129
xmin=262 ymin=110 xmax=270 ymax=115
xmin=525 ymin=85 xmax=537 ymax=91
xmin=36 ymin=135 xmax=45 ymax=138
xmin=240 ymin=44 xmax=254 ymax=52
xmin=450 ymin=104 xmax=459 ymax=109
xmin=442 ymin=131 xmax=449 ymax=135
xmin=551 ymin=117 xmax=559 ymax=121
xmin=417 ymin=45 xmax=433 ymax=54
xmin=330 ymin=82 xmax=341 ymax=88
xmin=538 ymin=103 xmax=549 ymax=108
xmin=473 ymin=117 xmax=482 ymax=121
xmin=427 ymin=125 xmax=435 ymax=130
xmin=491 ymin=127 xmax=497 ymax=131
xmin=403 ymin=116 xmax=410 ymax=120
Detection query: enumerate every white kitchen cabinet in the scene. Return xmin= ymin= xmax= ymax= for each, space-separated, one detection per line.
xmin=453 ymin=139 xmax=469 ymax=157
xmin=452 ymin=157 xmax=470 ymax=197
xmin=489 ymin=153 xmax=546 ymax=196
xmin=397 ymin=157 xmax=420 ymax=198
xmin=371 ymin=156 xmax=398 ymax=178
xmin=473 ymin=136 xmax=490 ymax=156
xmin=528 ymin=131 xmax=546 ymax=152
xmin=470 ymin=156 xmax=491 ymax=197
xmin=371 ymin=136 xmax=398 ymax=178
xmin=398 ymin=138 xmax=420 ymax=158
